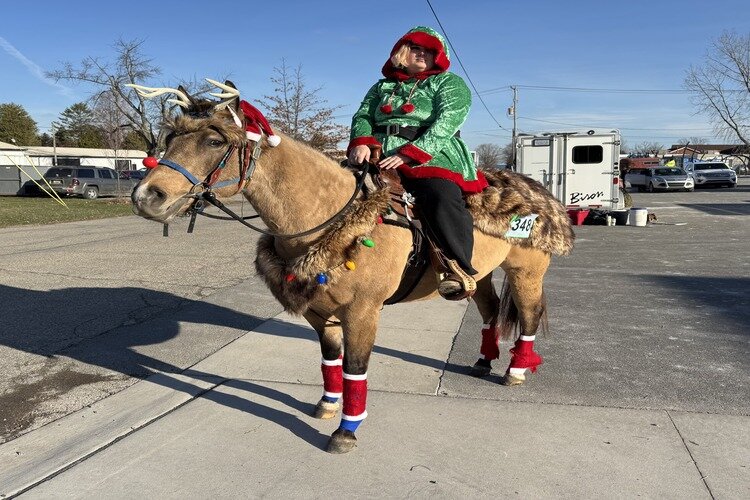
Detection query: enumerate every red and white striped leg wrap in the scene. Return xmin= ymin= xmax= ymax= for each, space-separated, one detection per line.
xmin=480 ymin=322 xmax=500 ymax=360
xmin=507 ymin=335 xmax=543 ymax=376
xmin=340 ymin=372 xmax=367 ymax=432
xmin=321 ymin=355 xmax=343 ymax=401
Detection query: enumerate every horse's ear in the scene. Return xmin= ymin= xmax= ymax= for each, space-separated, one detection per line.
xmin=223 ymin=80 xmax=237 ymax=91
xmin=176 ymin=85 xmax=198 ymax=112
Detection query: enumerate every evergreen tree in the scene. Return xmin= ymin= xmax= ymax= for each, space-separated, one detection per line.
xmin=54 ymin=103 xmax=104 ymax=147
xmin=0 ymin=103 xmax=40 ymax=146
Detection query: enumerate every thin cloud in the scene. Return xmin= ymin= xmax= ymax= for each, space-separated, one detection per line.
xmin=0 ymin=36 xmax=74 ymax=97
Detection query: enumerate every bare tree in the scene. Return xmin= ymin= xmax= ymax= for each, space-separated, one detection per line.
xmin=633 ymin=141 xmax=663 ymax=155
xmin=47 ymin=39 xmax=214 ymax=156
xmin=676 ymin=137 xmax=708 ymax=146
xmin=260 ymin=60 xmax=348 ymax=155
xmin=474 ymin=143 xmax=503 ymax=169
xmin=684 ymin=31 xmax=750 ymax=147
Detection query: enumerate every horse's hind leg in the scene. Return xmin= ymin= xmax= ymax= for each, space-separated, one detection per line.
xmin=303 ymin=310 xmax=344 ymax=419
xmin=469 ymin=273 xmax=501 ymax=377
xmin=498 ymin=247 xmax=550 ymax=386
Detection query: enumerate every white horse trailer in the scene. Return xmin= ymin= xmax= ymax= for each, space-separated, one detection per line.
xmin=516 ymin=130 xmax=623 ymax=210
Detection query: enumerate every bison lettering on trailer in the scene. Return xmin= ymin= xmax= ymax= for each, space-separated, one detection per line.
xmin=570 ymin=191 xmax=605 ymax=204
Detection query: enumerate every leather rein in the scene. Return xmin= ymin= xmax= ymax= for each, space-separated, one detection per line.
xmin=158 ymin=139 xmax=370 ymax=240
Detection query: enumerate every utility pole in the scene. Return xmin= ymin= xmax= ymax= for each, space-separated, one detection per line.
xmin=51 ymin=124 xmax=58 ymax=166
xmin=509 ymin=85 xmax=518 ymax=170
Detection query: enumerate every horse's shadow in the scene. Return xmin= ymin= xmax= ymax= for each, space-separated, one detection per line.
xmin=0 ymin=284 xmax=467 ymax=447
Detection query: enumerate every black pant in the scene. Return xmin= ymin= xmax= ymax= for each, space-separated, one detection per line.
xmin=402 ymin=177 xmax=478 ymax=275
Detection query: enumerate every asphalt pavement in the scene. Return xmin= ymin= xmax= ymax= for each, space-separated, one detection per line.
xmin=0 ymin=180 xmax=748 ymax=498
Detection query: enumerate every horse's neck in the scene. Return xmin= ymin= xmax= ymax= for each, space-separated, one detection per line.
xmin=246 ymin=141 xmax=355 ymax=257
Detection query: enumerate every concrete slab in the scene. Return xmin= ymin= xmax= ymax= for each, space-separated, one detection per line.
xmin=26 ymin=382 xmax=710 ymax=498
xmin=670 ymin=412 xmax=750 ymax=499
xmin=0 ymin=372 xmax=222 ymax=498
xmin=192 ymin=299 xmax=468 ymax=394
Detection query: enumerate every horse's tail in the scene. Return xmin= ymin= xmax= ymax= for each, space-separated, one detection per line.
xmin=497 ymin=277 xmax=549 ymax=340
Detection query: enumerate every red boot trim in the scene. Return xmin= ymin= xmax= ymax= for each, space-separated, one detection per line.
xmin=480 ymin=324 xmax=500 ymax=360
xmin=321 ymin=354 xmax=343 ymax=397
xmin=508 ymin=339 xmax=543 ymax=372
xmin=342 ymin=373 xmax=367 ymax=418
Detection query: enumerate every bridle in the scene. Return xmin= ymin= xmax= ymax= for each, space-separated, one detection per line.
xmin=128 ymin=79 xmax=370 ymax=240
xmin=157 ymin=135 xmax=370 ymax=240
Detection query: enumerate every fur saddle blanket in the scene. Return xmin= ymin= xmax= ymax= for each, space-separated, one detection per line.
xmin=256 ymin=169 xmax=574 ymax=313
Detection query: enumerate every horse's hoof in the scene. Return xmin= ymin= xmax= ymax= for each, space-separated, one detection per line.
xmin=326 ymin=428 xmax=357 ymax=454
xmin=500 ymin=372 xmax=526 ymax=386
xmin=469 ymin=359 xmax=492 ymax=377
xmin=313 ymin=399 xmax=339 ymax=419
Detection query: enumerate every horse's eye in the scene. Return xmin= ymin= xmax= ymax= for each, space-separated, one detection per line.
xmin=208 ymin=139 xmax=225 ymax=147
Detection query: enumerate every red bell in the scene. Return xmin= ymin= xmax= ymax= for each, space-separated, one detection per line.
xmin=142 ymin=156 xmax=159 ymax=169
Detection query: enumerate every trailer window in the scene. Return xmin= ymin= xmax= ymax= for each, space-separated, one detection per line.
xmin=572 ymin=145 xmax=603 ymax=164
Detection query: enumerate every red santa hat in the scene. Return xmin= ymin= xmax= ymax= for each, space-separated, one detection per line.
xmin=239 ymin=100 xmax=281 ymax=147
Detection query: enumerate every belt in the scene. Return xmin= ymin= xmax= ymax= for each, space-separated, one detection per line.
xmin=374 ymin=124 xmax=460 ymax=141
xmin=374 ymin=124 xmax=429 ymax=141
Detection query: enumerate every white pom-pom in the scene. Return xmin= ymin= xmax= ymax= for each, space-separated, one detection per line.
xmin=267 ymin=135 xmax=281 ymax=147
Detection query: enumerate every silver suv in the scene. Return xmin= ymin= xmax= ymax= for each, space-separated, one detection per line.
xmin=683 ymin=161 xmax=737 ymax=188
xmin=43 ymin=167 xmax=137 ymax=199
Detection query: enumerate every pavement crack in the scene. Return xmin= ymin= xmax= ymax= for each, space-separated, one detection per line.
xmin=666 ymin=410 xmax=715 ymax=499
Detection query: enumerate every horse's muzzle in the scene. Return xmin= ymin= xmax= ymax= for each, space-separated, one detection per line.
xmin=131 ymin=182 xmax=187 ymax=221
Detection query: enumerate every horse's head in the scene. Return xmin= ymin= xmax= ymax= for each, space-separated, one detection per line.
xmin=129 ymin=79 xmax=274 ymax=222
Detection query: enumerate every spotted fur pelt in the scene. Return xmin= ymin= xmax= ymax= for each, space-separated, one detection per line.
xmin=255 ymin=169 xmax=574 ymax=313
xmin=255 ymin=188 xmax=392 ymax=314
xmin=467 ymin=169 xmax=575 ymax=256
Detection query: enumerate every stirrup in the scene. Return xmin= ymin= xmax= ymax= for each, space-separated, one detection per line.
xmin=437 ymin=259 xmax=476 ymax=300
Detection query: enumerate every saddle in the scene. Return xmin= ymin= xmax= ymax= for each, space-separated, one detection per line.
xmin=354 ymin=145 xmax=476 ymax=302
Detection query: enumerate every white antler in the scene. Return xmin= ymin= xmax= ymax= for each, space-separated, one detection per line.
xmin=126 ymin=83 xmax=192 ymax=109
xmin=206 ymin=78 xmax=240 ymax=110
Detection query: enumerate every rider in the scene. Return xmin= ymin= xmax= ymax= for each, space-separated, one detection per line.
xmin=347 ymin=26 xmax=488 ymax=299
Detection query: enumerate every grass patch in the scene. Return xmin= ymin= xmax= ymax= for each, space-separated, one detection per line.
xmin=0 ymin=196 xmax=135 ymax=228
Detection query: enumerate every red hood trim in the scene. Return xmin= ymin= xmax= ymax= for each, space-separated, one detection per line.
xmin=382 ymin=31 xmax=450 ymax=81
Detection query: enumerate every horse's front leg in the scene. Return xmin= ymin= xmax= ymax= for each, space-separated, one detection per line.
xmin=326 ymin=304 xmax=380 ymax=454
xmin=303 ymin=310 xmax=344 ymax=420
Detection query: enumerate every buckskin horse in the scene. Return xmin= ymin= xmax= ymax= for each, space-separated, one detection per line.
xmin=128 ymin=80 xmax=574 ymax=453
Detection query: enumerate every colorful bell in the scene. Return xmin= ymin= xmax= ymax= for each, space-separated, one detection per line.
xmin=285 ymin=273 xmax=296 ymax=282
xmin=377 ymin=215 xmax=383 ymax=224
xmin=362 ymin=238 xmax=375 ymax=248
xmin=316 ymin=273 xmax=329 ymax=285
xmin=380 ymin=104 xmax=393 ymax=114
xmin=400 ymin=103 xmax=415 ymax=114
xmin=345 ymin=261 xmax=356 ymax=271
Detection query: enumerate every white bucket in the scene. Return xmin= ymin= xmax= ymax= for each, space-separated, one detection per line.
xmin=630 ymin=208 xmax=648 ymax=227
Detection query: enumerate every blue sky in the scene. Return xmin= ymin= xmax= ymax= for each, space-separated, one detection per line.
xmin=1 ymin=0 xmax=748 ymax=150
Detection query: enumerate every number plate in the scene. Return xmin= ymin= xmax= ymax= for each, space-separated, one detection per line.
xmin=505 ymin=214 xmax=539 ymax=239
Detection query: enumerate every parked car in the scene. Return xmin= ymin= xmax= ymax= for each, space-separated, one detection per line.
xmin=119 ymin=169 xmax=147 ymax=181
xmin=624 ymin=167 xmax=694 ymax=192
xmin=42 ymin=167 xmax=137 ymax=199
xmin=683 ymin=161 xmax=737 ymax=188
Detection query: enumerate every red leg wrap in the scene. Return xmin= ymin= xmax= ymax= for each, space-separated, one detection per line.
xmin=508 ymin=336 xmax=543 ymax=373
xmin=480 ymin=324 xmax=500 ymax=360
xmin=321 ymin=355 xmax=343 ymax=398
xmin=342 ymin=374 xmax=367 ymax=418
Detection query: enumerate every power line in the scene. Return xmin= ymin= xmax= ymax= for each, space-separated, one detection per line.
xmin=425 ymin=0 xmax=508 ymax=132
xmin=479 ymin=84 xmax=691 ymax=96
xmin=518 ymin=115 xmax=714 ymax=132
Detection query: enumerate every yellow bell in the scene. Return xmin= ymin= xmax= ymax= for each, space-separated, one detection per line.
xmin=345 ymin=260 xmax=356 ymax=271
